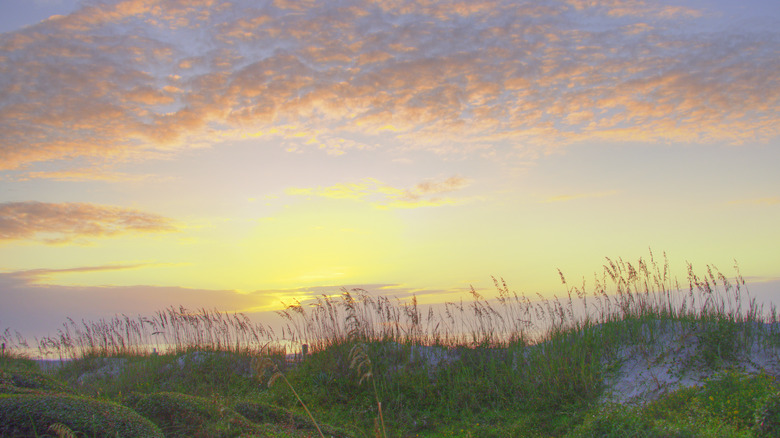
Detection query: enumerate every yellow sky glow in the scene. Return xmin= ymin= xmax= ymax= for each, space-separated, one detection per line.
xmin=0 ymin=0 xmax=778 ymax=337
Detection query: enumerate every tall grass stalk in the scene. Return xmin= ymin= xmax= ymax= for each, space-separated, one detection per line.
xmin=350 ymin=343 xmax=387 ymax=438
xmin=279 ymin=252 xmax=774 ymax=350
xmin=253 ymin=355 xmax=326 ymax=438
xmin=24 ymin=252 xmax=780 ymax=433
xmin=0 ymin=326 xmax=30 ymax=359
xmin=36 ymin=306 xmax=276 ymax=359
xmin=269 ymin=251 xmax=777 ymax=413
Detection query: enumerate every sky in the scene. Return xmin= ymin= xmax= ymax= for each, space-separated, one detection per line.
xmin=1 ymin=0 xmax=778 ymax=338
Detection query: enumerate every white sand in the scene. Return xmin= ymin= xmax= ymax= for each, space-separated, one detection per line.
xmin=598 ymin=320 xmax=780 ymax=405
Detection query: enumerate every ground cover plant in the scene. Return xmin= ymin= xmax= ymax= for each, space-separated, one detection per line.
xmin=1 ymin=251 xmax=778 ymax=437
xmin=0 ymin=392 xmax=164 ymax=437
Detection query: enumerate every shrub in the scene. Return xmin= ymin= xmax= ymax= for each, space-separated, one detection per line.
xmin=234 ymin=400 xmax=352 ymax=437
xmin=126 ymin=391 xmax=262 ymax=438
xmin=569 ymin=404 xmax=654 ymax=438
xmin=0 ymin=393 xmax=163 ymax=437
xmin=695 ymin=370 xmax=778 ymax=429
xmin=755 ymin=389 xmax=780 ymax=438
xmin=233 ymin=400 xmax=309 ymax=426
xmin=695 ymin=318 xmax=743 ymax=367
xmin=0 ymin=368 xmax=71 ymax=394
xmin=643 ymin=386 xmax=699 ymax=421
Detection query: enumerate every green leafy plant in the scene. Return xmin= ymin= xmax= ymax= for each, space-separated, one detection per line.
xmin=755 ymin=388 xmax=780 ymax=438
xmin=0 ymin=393 xmax=163 ymax=437
xmin=125 ymin=391 xmax=261 ymax=438
xmin=569 ymin=404 xmax=653 ymax=438
xmin=695 ymin=370 xmax=777 ymax=429
xmin=696 ymin=317 xmax=742 ymax=367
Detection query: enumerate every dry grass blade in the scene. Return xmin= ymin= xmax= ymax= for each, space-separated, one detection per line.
xmin=48 ymin=423 xmax=78 ymax=438
xmin=268 ymin=371 xmax=284 ymax=388
xmin=252 ymin=353 xmax=326 ymax=438
xmin=349 ymin=343 xmax=387 ymax=438
xmin=349 ymin=343 xmax=373 ymax=385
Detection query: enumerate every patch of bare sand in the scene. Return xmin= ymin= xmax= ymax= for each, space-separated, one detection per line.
xmin=599 ymin=320 xmax=780 ymax=405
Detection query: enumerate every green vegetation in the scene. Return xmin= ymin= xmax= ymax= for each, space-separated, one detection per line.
xmin=0 ymin=393 xmax=164 ymax=437
xmin=1 ymin=251 xmax=778 ymax=437
xmin=125 ymin=391 xmax=263 ymax=437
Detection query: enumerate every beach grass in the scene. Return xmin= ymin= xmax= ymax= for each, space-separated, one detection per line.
xmin=2 ymin=251 xmax=779 ymax=437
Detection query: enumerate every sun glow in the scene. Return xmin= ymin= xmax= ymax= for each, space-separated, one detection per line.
xmin=1 ymin=0 xmax=778 ymax=338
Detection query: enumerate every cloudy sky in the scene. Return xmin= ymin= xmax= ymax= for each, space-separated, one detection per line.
xmin=1 ymin=0 xmax=778 ymax=337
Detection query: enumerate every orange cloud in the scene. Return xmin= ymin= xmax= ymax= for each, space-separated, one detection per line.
xmin=565 ymin=0 xmax=702 ymax=19
xmin=0 ymin=202 xmax=177 ymax=244
xmin=9 ymin=263 xmax=156 ymax=283
xmin=1 ymin=0 xmax=777 ymax=173
xmin=16 ymin=168 xmax=161 ymax=182
xmin=402 ymin=176 xmax=471 ymax=200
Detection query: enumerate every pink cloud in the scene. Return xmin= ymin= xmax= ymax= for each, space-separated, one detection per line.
xmin=0 ymin=202 xmax=177 ymax=244
xmin=1 ymin=0 xmax=777 ymax=173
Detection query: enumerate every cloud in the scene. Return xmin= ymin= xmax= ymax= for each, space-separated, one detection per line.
xmin=15 ymin=168 xmax=163 ymax=182
xmin=0 ymin=201 xmax=177 ymax=244
xmin=1 ymin=0 xmax=777 ymax=173
xmin=0 ymin=269 xmax=280 ymax=337
xmin=286 ymin=176 xmax=472 ymax=208
xmin=565 ymin=0 xmax=703 ymax=19
xmin=411 ymin=176 xmax=471 ymax=195
xmin=8 ymin=263 xmax=158 ymax=283
xmin=0 ymin=264 xmax=439 ymax=338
